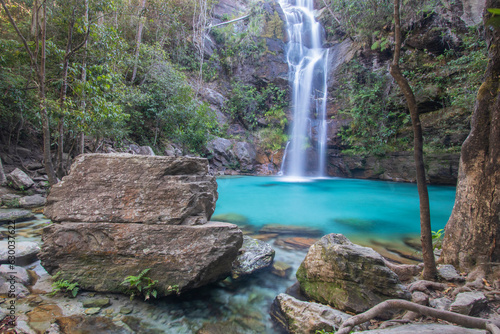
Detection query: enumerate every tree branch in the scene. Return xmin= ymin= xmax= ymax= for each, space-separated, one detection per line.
xmin=337 ymin=299 xmax=500 ymax=334
xmin=1 ymin=0 xmax=36 ymax=63
xmin=207 ymin=14 xmax=251 ymax=30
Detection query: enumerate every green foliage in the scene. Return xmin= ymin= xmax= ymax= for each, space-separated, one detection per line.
xmin=50 ymin=273 xmax=80 ymax=298
xmin=126 ymin=57 xmax=219 ymax=154
xmin=225 ymin=82 xmax=288 ymax=131
xmin=432 ymin=229 xmax=444 ymax=250
xmin=121 ymin=268 xmax=159 ymax=301
xmin=337 ymin=59 xmax=409 ymax=155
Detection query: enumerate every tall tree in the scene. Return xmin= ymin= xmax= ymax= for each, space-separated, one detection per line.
xmin=441 ymin=1 xmax=500 ymax=278
xmin=131 ymin=0 xmax=147 ymax=83
xmin=1 ymin=0 xmax=58 ymax=185
xmin=390 ymin=0 xmax=437 ymax=280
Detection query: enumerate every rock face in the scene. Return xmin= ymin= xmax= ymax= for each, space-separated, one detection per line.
xmin=328 ymin=152 xmax=459 ymax=185
xmin=296 ymin=234 xmax=410 ymax=313
xmin=44 ymin=154 xmax=217 ymax=225
xmin=40 ymin=154 xmax=243 ymax=296
xmin=39 ymin=222 xmax=242 ymax=295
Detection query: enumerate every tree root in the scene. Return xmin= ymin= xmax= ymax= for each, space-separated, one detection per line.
xmin=408 ymin=280 xmax=447 ymax=294
xmin=336 ymin=299 xmax=500 ymax=334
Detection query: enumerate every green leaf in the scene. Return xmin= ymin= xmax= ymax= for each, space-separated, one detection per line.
xmin=487 ymin=8 xmax=500 ymax=15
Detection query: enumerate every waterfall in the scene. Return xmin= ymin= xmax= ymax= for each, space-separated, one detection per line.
xmin=279 ymin=0 xmax=329 ymax=178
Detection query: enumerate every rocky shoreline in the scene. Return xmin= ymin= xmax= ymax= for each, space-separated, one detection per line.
xmin=1 ymin=154 xmax=498 ymax=334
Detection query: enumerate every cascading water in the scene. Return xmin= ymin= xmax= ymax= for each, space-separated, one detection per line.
xmin=278 ymin=0 xmax=329 ymax=178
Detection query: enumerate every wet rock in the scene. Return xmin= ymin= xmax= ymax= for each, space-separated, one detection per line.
xmin=271 ymin=293 xmax=366 ymax=334
xmin=6 ymin=168 xmax=34 ymax=190
xmin=274 ymin=237 xmax=318 ymax=250
xmin=0 ymin=277 xmax=30 ymax=296
xmin=0 ymin=241 xmax=40 ymax=265
xmin=232 ymin=236 xmax=275 ymax=279
xmin=438 ymin=264 xmax=465 ymax=282
xmin=120 ymin=307 xmax=133 ymax=315
xmin=271 ymin=261 xmax=292 ymax=278
xmin=39 ymin=222 xmax=243 ymax=296
xmin=430 ymin=297 xmax=453 ymax=311
xmin=450 ymin=291 xmax=488 ymax=316
xmin=259 ymin=224 xmax=323 ymax=237
xmin=0 ymin=209 xmax=35 ymax=223
xmin=296 ymin=234 xmax=410 ymax=314
xmin=197 ymin=321 xmax=244 ymax=334
xmin=84 ymin=307 xmax=101 ymax=315
xmin=82 ymin=297 xmax=111 ymax=308
xmin=44 ymin=154 xmax=217 ymax=225
xmin=351 ymin=323 xmax=486 ymax=333
xmin=0 ymin=265 xmax=31 ymax=285
xmin=19 ymin=194 xmax=46 ymax=208
xmin=212 ymin=213 xmax=249 ymax=225
xmin=1 ymin=194 xmax=21 ymax=208
xmin=56 ymin=315 xmax=133 ymax=334
xmin=26 ymin=304 xmax=63 ymax=333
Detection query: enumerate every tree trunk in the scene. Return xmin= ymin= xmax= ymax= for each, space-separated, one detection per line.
xmin=131 ymin=0 xmax=146 ymax=83
xmin=80 ymin=0 xmax=89 ymax=156
xmin=0 ymin=158 xmax=6 ymax=186
xmin=389 ymin=0 xmax=436 ymax=280
xmin=40 ymin=1 xmax=58 ymax=185
xmin=441 ymin=0 xmax=500 ymax=278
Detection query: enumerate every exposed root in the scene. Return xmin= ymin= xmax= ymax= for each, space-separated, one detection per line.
xmin=336 ymin=299 xmax=500 ymax=334
xmin=408 ymin=280 xmax=447 ymax=294
xmin=384 ymin=260 xmax=423 ymax=282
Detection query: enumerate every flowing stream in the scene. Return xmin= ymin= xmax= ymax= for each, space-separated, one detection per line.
xmin=279 ymin=0 xmax=329 ymax=178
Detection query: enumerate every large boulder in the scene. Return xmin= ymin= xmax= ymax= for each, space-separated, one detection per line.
xmin=296 ymin=234 xmax=410 ymax=314
xmin=234 ymin=142 xmax=257 ymax=172
xmin=44 ymin=154 xmax=217 ymax=225
xmin=6 ymin=168 xmax=34 ymax=190
xmin=39 ymin=222 xmax=242 ymax=296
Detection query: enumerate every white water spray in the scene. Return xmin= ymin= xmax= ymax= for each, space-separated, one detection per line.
xmin=279 ymin=0 xmax=329 ymax=178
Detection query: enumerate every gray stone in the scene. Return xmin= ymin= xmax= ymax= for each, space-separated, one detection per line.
xmin=0 ymin=209 xmax=34 ymax=223
xmin=0 ymin=277 xmax=30 ymax=297
xmin=82 ymin=298 xmax=111 ymax=308
xmin=411 ymin=291 xmax=429 ymax=305
xmin=1 ymin=194 xmax=21 ymax=208
xmin=44 ymin=154 xmax=217 ymax=225
xmin=351 ymin=323 xmax=486 ymax=334
xmin=0 ymin=265 xmax=31 ymax=285
xmin=207 ymin=137 xmax=235 ymax=168
xmin=232 ymin=236 xmax=275 ymax=279
xmin=450 ymin=291 xmax=488 ymax=316
xmin=0 ymin=241 xmax=40 ymax=265
xmin=438 ymin=264 xmax=464 ymax=282
xmin=430 ymin=297 xmax=453 ymax=311
xmin=19 ymin=194 xmax=46 ymax=208
xmin=84 ymin=307 xmax=101 ymax=315
xmin=296 ymin=233 xmax=410 ymax=314
xmin=128 ymin=144 xmax=155 ymax=156
xmin=271 ymin=293 xmax=367 ymax=334
xmin=234 ymin=142 xmax=256 ymax=172
xmin=39 ymin=222 xmax=243 ymax=296
xmin=6 ymin=168 xmax=34 ymax=190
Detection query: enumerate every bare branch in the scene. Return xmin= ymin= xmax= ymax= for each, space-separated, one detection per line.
xmin=207 ymin=14 xmax=251 ymax=30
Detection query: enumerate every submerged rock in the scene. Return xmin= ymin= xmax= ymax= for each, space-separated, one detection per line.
xmin=296 ymin=233 xmax=410 ymax=314
xmin=55 ymin=315 xmax=132 ymax=334
xmin=259 ymin=224 xmax=323 ymax=237
xmin=232 ymin=236 xmax=275 ymax=279
xmin=40 ymin=222 xmax=242 ymax=296
xmin=44 ymin=154 xmax=217 ymax=225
